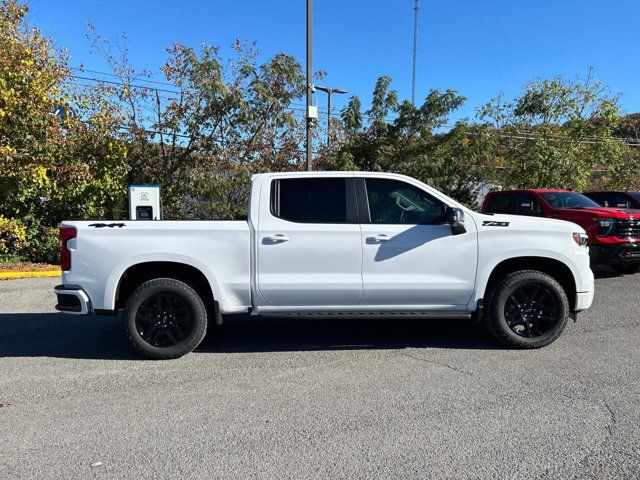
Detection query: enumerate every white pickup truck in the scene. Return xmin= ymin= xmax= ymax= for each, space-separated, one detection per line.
xmin=55 ymin=172 xmax=594 ymax=359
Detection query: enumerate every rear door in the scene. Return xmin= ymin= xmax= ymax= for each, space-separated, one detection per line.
xmin=256 ymin=176 xmax=363 ymax=307
xmin=358 ymin=177 xmax=477 ymax=308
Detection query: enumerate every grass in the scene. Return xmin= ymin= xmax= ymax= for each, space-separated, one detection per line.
xmin=0 ymin=256 xmax=59 ymax=272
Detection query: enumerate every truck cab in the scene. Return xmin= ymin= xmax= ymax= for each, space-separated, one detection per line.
xmin=55 ymin=173 xmax=595 ymax=359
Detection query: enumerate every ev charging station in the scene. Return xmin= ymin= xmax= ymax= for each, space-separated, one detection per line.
xmin=128 ymin=185 xmax=162 ymax=220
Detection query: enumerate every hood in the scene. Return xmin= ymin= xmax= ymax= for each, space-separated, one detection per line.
xmin=474 ymin=212 xmax=584 ymax=233
xmin=559 ymin=207 xmax=640 ymax=219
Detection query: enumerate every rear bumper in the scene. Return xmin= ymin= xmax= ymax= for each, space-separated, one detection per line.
xmin=54 ymin=285 xmax=91 ymax=315
xmin=589 ymin=243 xmax=640 ymax=265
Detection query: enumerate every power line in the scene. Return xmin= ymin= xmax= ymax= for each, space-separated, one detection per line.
xmin=70 ymin=66 xmax=178 ymax=88
xmin=462 ymin=130 xmax=640 ymax=148
xmin=67 ymin=75 xmax=640 ymax=147
xmin=70 ymin=75 xmax=180 ymax=95
xmin=68 ymin=72 xmax=328 ymax=111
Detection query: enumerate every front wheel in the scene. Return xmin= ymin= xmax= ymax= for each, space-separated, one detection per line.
xmin=484 ymin=270 xmax=569 ymax=349
xmin=123 ymin=278 xmax=208 ymax=359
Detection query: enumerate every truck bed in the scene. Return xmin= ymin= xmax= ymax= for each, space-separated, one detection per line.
xmin=60 ymin=220 xmax=251 ymax=313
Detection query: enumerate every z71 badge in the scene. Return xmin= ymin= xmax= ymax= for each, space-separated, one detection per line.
xmin=482 ymin=221 xmax=510 ymax=227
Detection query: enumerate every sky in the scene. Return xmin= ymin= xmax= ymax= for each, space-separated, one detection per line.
xmin=28 ymin=0 xmax=640 ymax=124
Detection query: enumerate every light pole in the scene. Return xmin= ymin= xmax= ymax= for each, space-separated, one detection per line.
xmin=306 ymin=0 xmax=313 ymax=170
xmin=314 ymin=85 xmax=347 ymax=144
xmin=411 ymin=0 xmax=419 ymax=105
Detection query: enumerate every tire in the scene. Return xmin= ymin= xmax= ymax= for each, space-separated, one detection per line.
xmin=123 ymin=278 xmax=208 ymax=359
xmin=483 ymin=270 xmax=569 ymax=349
xmin=612 ymin=264 xmax=640 ymax=275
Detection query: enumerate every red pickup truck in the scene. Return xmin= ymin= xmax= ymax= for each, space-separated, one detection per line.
xmin=482 ymin=189 xmax=640 ymax=273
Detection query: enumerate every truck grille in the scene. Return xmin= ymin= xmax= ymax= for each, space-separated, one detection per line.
xmin=613 ymin=219 xmax=640 ymax=239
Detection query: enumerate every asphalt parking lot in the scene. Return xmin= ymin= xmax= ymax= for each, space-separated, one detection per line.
xmin=1 ymin=272 xmax=639 ymax=479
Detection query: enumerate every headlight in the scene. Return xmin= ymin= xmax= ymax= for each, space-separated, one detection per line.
xmin=573 ymin=232 xmax=589 ymax=247
xmin=595 ymin=217 xmax=614 ymax=237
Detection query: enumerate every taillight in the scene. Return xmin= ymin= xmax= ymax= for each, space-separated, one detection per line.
xmin=59 ymin=226 xmax=77 ymax=271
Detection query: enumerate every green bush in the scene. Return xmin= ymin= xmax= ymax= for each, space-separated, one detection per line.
xmin=19 ymin=215 xmax=59 ymax=265
xmin=0 ymin=215 xmax=26 ymax=256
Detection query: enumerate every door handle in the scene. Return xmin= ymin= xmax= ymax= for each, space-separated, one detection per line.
xmin=265 ymin=234 xmax=290 ymax=243
xmin=373 ymin=234 xmax=392 ymax=242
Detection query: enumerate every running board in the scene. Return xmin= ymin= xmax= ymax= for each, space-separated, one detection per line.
xmin=258 ymin=311 xmax=472 ymax=320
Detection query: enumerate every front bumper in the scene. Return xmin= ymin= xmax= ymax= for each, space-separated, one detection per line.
xmin=54 ymin=285 xmax=91 ymax=315
xmin=574 ymin=290 xmax=594 ymax=312
xmin=589 ymin=243 xmax=640 ymax=265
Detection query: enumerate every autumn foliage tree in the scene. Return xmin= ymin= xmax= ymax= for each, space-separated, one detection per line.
xmin=0 ymin=0 xmax=128 ymax=262
xmin=477 ymin=71 xmax=636 ymax=191
xmin=87 ymin=30 xmax=307 ymax=219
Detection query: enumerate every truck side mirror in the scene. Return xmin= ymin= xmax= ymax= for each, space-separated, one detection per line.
xmin=446 ymin=207 xmax=466 ymax=235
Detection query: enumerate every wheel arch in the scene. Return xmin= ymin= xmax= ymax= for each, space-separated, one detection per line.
xmin=479 ymin=256 xmax=578 ymax=312
xmin=113 ymin=261 xmax=218 ymax=316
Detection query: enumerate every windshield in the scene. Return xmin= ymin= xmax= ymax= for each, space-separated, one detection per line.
xmin=540 ymin=192 xmax=601 ymax=209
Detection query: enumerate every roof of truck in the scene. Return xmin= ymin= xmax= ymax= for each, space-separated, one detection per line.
xmin=585 ymin=190 xmax=640 ymax=194
xmin=485 ymin=188 xmax=572 ymax=195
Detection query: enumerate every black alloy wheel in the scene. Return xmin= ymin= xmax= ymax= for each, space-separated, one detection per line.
xmin=135 ymin=293 xmax=194 ymax=347
xmin=484 ymin=270 xmax=570 ymax=349
xmin=504 ymin=284 xmax=560 ymax=338
xmin=124 ymin=278 xmax=209 ymax=359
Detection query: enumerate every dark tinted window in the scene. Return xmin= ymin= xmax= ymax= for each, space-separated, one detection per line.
xmin=587 ymin=192 xmax=633 ymax=208
xmin=513 ymin=194 xmax=543 ymax=216
xmin=485 ymin=194 xmax=513 ymax=214
xmin=271 ymin=178 xmax=347 ymax=223
xmin=585 ymin=192 xmax=607 ymax=205
xmin=485 ymin=193 xmax=543 ymax=216
xmin=365 ymin=179 xmax=445 ymax=224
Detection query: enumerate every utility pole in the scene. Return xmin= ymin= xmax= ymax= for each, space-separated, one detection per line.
xmin=411 ymin=0 xmax=419 ymax=106
xmin=314 ymin=86 xmax=347 ymax=145
xmin=306 ymin=0 xmax=314 ymax=170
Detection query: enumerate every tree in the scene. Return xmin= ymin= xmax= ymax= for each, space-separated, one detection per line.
xmin=324 ymin=76 xmax=484 ymax=204
xmin=0 ymin=0 xmax=128 ymax=262
xmin=477 ymin=70 xmax=632 ymax=191
xmin=88 ymin=32 xmax=308 ymax=219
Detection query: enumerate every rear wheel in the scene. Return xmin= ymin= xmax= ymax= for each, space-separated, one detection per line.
xmin=484 ymin=270 xmax=569 ymax=349
xmin=124 ymin=278 xmax=208 ymax=359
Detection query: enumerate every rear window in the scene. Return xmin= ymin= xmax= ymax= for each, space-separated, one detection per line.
xmin=271 ymin=178 xmax=348 ymax=223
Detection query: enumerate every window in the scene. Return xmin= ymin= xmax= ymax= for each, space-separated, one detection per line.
xmin=588 ymin=192 xmax=633 ymax=208
xmin=271 ymin=178 xmax=348 ymax=223
xmin=513 ymin=194 xmax=543 ymax=216
xmin=485 ymin=193 xmax=543 ymax=216
xmin=485 ymin=194 xmax=513 ymax=214
xmin=539 ymin=192 xmax=600 ymax=209
xmin=365 ymin=179 xmax=445 ymax=224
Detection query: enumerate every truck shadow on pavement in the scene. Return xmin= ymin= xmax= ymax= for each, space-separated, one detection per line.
xmin=0 ymin=312 xmax=495 ymax=360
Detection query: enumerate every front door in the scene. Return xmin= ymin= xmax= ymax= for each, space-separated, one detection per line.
xmin=358 ymin=178 xmax=477 ymax=309
xmin=256 ymin=176 xmax=362 ymax=307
